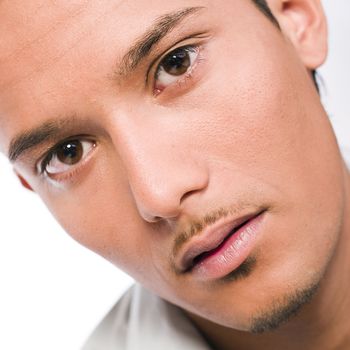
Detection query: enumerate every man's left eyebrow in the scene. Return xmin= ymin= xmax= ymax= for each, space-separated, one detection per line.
xmin=117 ymin=6 xmax=205 ymax=77
xmin=8 ymin=118 xmax=74 ymax=162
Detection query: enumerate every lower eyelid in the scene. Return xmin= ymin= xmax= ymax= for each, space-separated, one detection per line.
xmin=159 ymin=48 xmax=199 ymax=83
xmin=154 ymin=48 xmax=206 ymax=97
xmin=44 ymin=141 xmax=97 ymax=183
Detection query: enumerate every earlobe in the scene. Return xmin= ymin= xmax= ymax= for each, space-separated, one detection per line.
xmin=268 ymin=0 xmax=328 ymax=69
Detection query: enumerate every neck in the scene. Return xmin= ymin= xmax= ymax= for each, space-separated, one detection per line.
xmin=189 ymin=163 xmax=350 ymax=350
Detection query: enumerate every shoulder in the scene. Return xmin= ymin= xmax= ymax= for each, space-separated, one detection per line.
xmin=81 ymin=286 xmax=134 ymax=350
xmin=82 ymin=284 xmax=211 ymax=350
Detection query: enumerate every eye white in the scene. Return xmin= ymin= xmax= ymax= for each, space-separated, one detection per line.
xmin=45 ymin=140 xmax=95 ymax=175
xmin=156 ymin=47 xmax=199 ymax=88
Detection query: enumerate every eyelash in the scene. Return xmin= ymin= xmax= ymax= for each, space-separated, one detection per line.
xmin=151 ymin=41 xmax=206 ymax=96
xmin=38 ymin=137 xmax=96 ymax=180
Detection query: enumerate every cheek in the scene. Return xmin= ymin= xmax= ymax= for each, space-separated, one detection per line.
xmin=36 ymin=163 xmax=153 ymax=278
xmin=176 ymin=33 xmax=297 ymax=164
xmin=177 ymin=54 xmax=296 ymax=180
xmin=179 ymin=30 xmax=342 ymax=200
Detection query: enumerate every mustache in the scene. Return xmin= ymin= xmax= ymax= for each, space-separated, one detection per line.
xmin=171 ymin=202 xmax=260 ymax=259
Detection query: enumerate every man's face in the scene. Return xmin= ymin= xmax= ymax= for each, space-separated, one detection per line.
xmin=0 ymin=0 xmax=347 ymax=331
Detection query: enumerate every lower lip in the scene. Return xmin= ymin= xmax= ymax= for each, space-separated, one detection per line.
xmin=191 ymin=212 xmax=265 ymax=280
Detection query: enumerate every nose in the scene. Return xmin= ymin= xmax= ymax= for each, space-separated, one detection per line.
xmin=112 ymin=114 xmax=209 ymax=223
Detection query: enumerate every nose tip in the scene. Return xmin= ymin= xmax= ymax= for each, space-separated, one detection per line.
xmin=135 ymin=185 xmax=179 ymax=223
xmin=132 ymin=171 xmax=209 ymax=223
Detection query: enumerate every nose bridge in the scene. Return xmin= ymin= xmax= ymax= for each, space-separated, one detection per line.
xmin=112 ymin=111 xmax=209 ymax=222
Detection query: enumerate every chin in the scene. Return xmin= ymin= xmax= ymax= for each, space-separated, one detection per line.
xmin=183 ymin=249 xmax=329 ymax=335
xmin=246 ymin=278 xmax=321 ymax=333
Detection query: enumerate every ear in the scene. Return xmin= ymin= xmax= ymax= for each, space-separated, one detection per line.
xmin=14 ymin=170 xmax=34 ymax=192
xmin=267 ymin=0 xmax=328 ymax=69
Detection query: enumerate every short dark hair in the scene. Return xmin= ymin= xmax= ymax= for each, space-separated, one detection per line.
xmin=252 ymin=0 xmax=280 ymax=28
xmin=251 ymin=0 xmax=319 ymax=92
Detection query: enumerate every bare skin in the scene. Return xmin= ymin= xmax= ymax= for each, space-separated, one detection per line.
xmin=0 ymin=0 xmax=350 ymax=349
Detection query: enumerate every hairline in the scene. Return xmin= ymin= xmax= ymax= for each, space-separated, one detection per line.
xmin=251 ymin=0 xmax=319 ymax=91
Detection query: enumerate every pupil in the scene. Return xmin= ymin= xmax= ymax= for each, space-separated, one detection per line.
xmin=163 ymin=48 xmax=191 ymax=76
xmin=57 ymin=141 xmax=83 ymax=165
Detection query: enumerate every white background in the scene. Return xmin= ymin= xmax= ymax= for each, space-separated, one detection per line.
xmin=0 ymin=1 xmax=349 ymax=349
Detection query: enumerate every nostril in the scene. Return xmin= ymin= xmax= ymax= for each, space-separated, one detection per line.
xmin=180 ymin=188 xmax=203 ymax=205
xmin=151 ymin=216 xmax=162 ymax=223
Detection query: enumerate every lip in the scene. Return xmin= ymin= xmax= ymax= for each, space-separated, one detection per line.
xmin=178 ymin=210 xmax=266 ymax=280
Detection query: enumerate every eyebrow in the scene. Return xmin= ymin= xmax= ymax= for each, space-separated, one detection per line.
xmin=8 ymin=6 xmax=205 ymax=162
xmin=8 ymin=118 xmax=74 ymax=162
xmin=117 ymin=6 xmax=205 ymax=76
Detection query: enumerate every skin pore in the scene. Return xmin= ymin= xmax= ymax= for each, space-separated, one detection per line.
xmin=1 ymin=0 xmax=350 ymax=349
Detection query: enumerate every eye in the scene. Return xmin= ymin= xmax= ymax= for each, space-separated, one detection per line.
xmin=41 ymin=139 xmax=96 ymax=176
xmin=154 ymin=45 xmax=200 ymax=94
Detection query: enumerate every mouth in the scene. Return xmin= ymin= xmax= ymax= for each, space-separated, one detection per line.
xmin=178 ymin=210 xmax=266 ymax=280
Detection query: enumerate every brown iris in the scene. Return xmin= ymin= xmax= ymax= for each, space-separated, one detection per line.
xmin=161 ymin=47 xmax=191 ymax=76
xmin=56 ymin=141 xmax=83 ymax=165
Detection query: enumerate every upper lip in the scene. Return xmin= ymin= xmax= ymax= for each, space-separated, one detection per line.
xmin=177 ymin=210 xmax=264 ymax=272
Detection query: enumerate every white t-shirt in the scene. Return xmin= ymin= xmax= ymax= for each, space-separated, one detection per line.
xmin=82 ymin=284 xmax=211 ymax=350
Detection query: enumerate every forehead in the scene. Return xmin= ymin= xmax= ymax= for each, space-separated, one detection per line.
xmin=0 ymin=0 xmax=265 ymax=154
